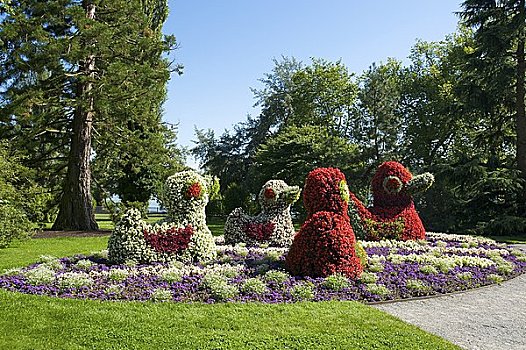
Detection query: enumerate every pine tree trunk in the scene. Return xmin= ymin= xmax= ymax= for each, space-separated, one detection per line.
xmin=52 ymin=2 xmax=98 ymax=230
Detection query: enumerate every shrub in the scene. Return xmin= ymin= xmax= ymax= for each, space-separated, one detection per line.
xmin=160 ymin=268 xmax=184 ymax=283
xmin=419 ymin=265 xmax=438 ymax=275
xmin=287 ymin=212 xmax=363 ymax=278
xmin=38 ymin=255 xmax=63 ymax=271
xmin=58 ymin=272 xmax=93 ymax=289
xmin=241 ymin=278 xmax=267 ymax=295
xmin=290 ymin=282 xmax=315 ymax=301
xmin=0 ymin=142 xmax=49 ymax=248
xmin=405 ymin=279 xmax=431 ymax=292
xmin=74 ymin=259 xmax=94 ymax=271
xmin=0 ymin=204 xmax=32 ymax=248
xmin=359 ymin=272 xmax=378 ymax=284
xmin=322 ymin=274 xmax=351 ymax=291
xmin=24 ymin=265 xmax=56 ymax=286
xmin=263 ymin=270 xmax=290 ymax=284
xmin=201 ymin=273 xmax=239 ymax=301
xmin=108 ymin=269 xmax=129 ymax=282
xmin=150 ymin=288 xmax=173 ymax=302
xmin=366 ymin=283 xmax=390 ymax=296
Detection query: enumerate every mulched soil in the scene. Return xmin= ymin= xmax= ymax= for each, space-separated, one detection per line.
xmin=33 ymin=230 xmax=111 ymax=238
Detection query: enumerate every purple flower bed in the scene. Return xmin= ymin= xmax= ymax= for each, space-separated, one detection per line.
xmin=1 ymin=233 xmax=525 ymax=303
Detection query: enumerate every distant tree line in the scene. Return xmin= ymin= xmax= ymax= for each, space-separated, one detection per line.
xmin=194 ymin=1 xmax=526 ymax=236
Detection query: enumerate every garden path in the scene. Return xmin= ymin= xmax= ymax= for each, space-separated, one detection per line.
xmin=373 ymin=244 xmax=526 ymax=350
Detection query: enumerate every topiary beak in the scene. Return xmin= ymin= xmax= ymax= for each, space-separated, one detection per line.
xmin=405 ymin=172 xmax=434 ymax=194
xmin=283 ymin=185 xmax=301 ymax=204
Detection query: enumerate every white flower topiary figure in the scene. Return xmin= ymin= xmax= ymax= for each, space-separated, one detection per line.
xmin=224 ymin=180 xmax=300 ymax=247
xmin=107 ymin=170 xmax=216 ymax=264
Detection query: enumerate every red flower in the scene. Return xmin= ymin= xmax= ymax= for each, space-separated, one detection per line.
xmin=264 ymin=188 xmax=276 ymax=200
xmin=185 ymin=182 xmax=202 ymax=199
xmin=352 ymin=161 xmax=427 ymax=241
xmin=144 ymin=225 xmax=194 ymax=254
xmin=244 ymin=222 xmax=275 ymax=241
xmin=286 ymin=211 xmax=362 ymax=279
xmin=303 ymin=167 xmax=349 ymax=219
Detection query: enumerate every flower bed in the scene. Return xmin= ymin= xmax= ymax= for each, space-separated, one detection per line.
xmin=1 ymin=233 xmax=525 ymax=303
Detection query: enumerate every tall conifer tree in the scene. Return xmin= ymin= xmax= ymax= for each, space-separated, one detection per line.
xmin=0 ymin=0 xmax=179 ymax=229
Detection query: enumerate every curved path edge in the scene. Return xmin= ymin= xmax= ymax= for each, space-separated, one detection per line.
xmin=373 ymin=264 xmax=526 ymax=350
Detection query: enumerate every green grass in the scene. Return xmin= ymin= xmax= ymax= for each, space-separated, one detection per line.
xmin=0 ymin=236 xmax=108 ymax=270
xmin=0 ymin=237 xmax=461 ymax=350
xmin=207 ymin=216 xmax=226 ymax=236
xmin=41 ymin=213 xmax=168 ymax=231
xmin=488 ymin=235 xmax=526 ymax=244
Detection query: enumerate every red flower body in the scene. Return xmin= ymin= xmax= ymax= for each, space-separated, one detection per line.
xmin=244 ymin=222 xmax=276 ymax=242
xmin=286 ymin=167 xmax=362 ymax=279
xmin=286 ymin=212 xmax=363 ymax=278
xmin=144 ymin=225 xmax=194 ymax=254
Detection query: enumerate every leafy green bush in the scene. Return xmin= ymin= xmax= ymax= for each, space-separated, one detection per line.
xmin=0 ymin=142 xmax=52 ymax=247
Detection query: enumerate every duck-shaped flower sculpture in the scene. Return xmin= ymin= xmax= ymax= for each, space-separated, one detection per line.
xmin=107 ymin=170 xmax=216 ymax=264
xmin=349 ymin=161 xmax=434 ymax=241
xmin=224 ymin=180 xmax=301 ymax=247
xmin=285 ymin=168 xmax=363 ymax=278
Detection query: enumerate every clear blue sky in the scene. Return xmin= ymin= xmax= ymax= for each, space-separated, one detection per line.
xmin=163 ymin=1 xmax=462 ymax=166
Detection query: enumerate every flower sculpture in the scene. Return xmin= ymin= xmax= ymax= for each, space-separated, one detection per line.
xmin=285 ymin=168 xmax=363 ymax=278
xmin=348 ymin=161 xmax=434 ymax=241
xmin=107 ymin=170 xmax=216 ymax=264
xmin=224 ymin=180 xmax=301 ymax=247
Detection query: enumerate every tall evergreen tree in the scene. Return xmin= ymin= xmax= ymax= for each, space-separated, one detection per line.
xmin=0 ymin=0 xmax=179 ymax=229
xmin=459 ymin=0 xmax=526 ymax=214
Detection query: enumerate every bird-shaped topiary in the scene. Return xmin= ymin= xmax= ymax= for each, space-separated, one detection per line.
xmin=285 ymin=168 xmax=363 ymax=279
xmin=224 ymin=180 xmax=301 ymax=247
xmin=107 ymin=170 xmax=216 ymax=264
xmin=348 ymin=161 xmax=434 ymax=241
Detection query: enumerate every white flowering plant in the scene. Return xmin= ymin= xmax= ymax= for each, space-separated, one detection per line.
xmin=224 ymin=180 xmax=300 ymax=247
xmin=107 ymin=170 xmax=216 ymax=264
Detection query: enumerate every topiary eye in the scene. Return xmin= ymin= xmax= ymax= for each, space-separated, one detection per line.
xmin=185 ymin=182 xmax=202 ymax=199
xmin=339 ymin=180 xmax=350 ymax=203
xmin=264 ymin=188 xmax=276 ymax=200
xmin=382 ymin=176 xmax=403 ymax=194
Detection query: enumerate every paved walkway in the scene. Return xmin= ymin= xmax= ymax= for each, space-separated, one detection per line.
xmin=373 ymin=244 xmax=526 ymax=350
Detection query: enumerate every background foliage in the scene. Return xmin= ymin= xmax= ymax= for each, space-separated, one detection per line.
xmin=193 ymin=3 xmax=526 ymax=235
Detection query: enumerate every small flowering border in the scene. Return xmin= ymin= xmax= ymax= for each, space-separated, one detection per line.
xmin=1 ymin=233 xmax=525 ymax=304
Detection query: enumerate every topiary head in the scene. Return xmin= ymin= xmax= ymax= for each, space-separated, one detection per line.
xmin=303 ymin=167 xmax=350 ymax=217
xmin=164 ymin=170 xmax=210 ymax=216
xmin=371 ymin=161 xmax=434 ymax=207
xmin=258 ymin=180 xmax=301 ymax=211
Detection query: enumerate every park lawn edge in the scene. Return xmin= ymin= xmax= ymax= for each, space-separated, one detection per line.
xmin=0 ymin=236 xmax=461 ymax=350
xmin=0 ymin=289 xmax=460 ymax=350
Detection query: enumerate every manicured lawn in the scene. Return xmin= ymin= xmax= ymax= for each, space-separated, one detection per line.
xmin=207 ymin=216 xmax=226 ymax=236
xmin=488 ymin=235 xmax=526 ymax=244
xmin=40 ymin=213 xmax=168 ymax=231
xmin=0 ymin=237 xmax=461 ymax=350
xmin=0 ymin=236 xmax=109 ymax=271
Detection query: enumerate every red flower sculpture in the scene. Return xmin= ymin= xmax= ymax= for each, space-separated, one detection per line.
xmin=286 ymin=167 xmax=363 ymax=279
xmin=144 ymin=225 xmax=194 ymax=254
xmin=264 ymin=188 xmax=276 ymax=199
xmin=303 ymin=167 xmax=349 ymax=219
xmin=349 ymin=161 xmax=434 ymax=241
